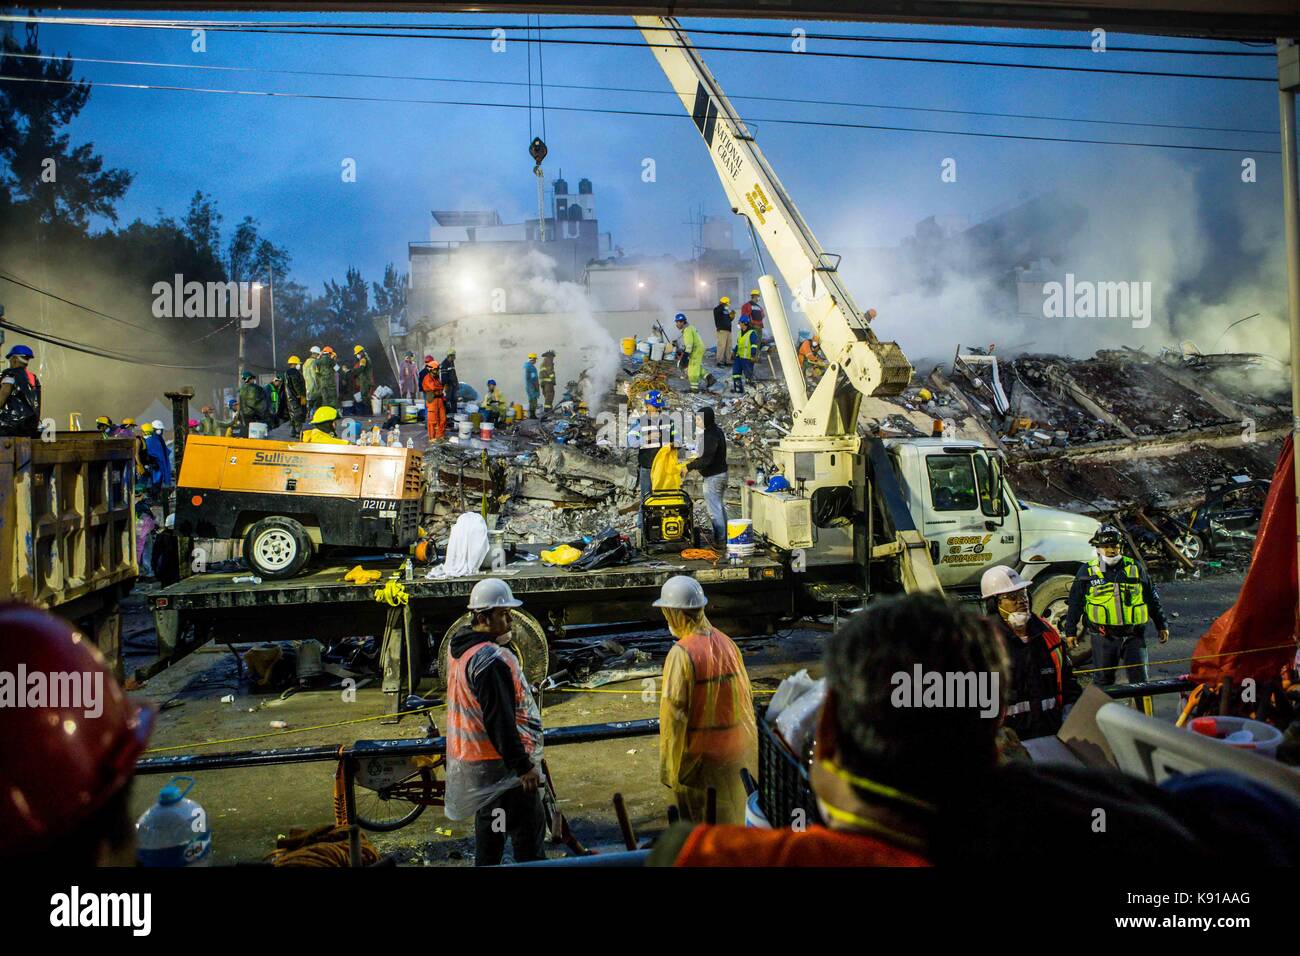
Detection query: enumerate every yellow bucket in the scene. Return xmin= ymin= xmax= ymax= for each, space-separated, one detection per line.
xmin=621 ymin=337 xmax=636 ymax=356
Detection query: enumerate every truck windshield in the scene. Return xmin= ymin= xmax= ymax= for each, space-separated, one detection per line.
xmin=926 ymin=453 xmax=1002 ymax=517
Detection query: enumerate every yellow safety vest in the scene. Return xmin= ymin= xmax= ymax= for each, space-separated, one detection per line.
xmin=736 ymin=329 xmax=757 ymax=360
xmin=1084 ymin=557 xmax=1149 ymax=626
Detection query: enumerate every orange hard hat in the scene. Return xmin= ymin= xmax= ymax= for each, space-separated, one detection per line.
xmin=0 ymin=604 xmax=155 ymax=856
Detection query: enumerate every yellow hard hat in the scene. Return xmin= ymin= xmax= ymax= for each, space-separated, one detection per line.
xmin=353 ymin=345 xmax=365 ymax=354
xmin=122 ymin=418 xmax=135 ymax=426
xmin=311 ymin=405 xmax=340 ymax=425
xmin=528 ymin=353 xmax=538 ymax=360
xmin=287 ymin=354 xmax=301 ymax=366
xmin=719 ymin=296 xmax=730 ymax=304
xmin=95 ymin=416 xmax=111 ymax=427
xmin=750 ymin=289 xmax=760 ymax=296
xmin=140 ymin=422 xmax=155 ymax=435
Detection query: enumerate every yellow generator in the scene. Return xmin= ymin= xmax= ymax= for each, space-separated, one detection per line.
xmin=175 ymin=435 xmax=422 ymax=579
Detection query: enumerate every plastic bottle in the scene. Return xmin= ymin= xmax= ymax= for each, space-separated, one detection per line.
xmin=406 ymin=438 xmax=414 ymax=448
xmin=136 ymin=776 xmax=212 ymax=866
xmin=232 ymin=574 xmax=263 ymax=585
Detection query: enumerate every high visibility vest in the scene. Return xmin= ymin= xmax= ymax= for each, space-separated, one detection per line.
xmin=446 ymin=641 xmax=543 ymax=764
xmin=1084 ymin=557 xmax=1149 ymax=627
xmin=1005 ymin=618 xmax=1067 ymax=718
xmin=676 ymin=629 xmax=749 ymax=765
xmin=735 ymin=329 xmax=757 ymax=360
xmin=443 ymin=639 xmax=544 ymax=820
xmin=674 ymin=824 xmax=928 ymax=868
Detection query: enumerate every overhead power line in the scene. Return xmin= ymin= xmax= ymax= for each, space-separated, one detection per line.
xmin=4 ymin=51 xmax=1280 ymax=137
xmin=0 ymin=15 xmax=1272 ymax=83
xmin=0 ymin=73 xmax=1279 ymax=155
xmin=1 ymin=318 xmax=239 ymax=370
xmin=0 ymin=14 xmax=1275 ymax=56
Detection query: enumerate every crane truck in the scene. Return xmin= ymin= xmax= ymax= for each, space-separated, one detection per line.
xmin=148 ymin=17 xmax=1101 ymax=705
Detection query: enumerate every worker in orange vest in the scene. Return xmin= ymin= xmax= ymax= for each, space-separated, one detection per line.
xmin=654 ymin=575 xmax=756 ymax=825
xmin=442 ymin=578 xmax=546 ymax=866
xmin=419 ymin=355 xmax=446 ymax=441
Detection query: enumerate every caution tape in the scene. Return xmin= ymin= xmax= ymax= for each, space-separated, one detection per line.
xmin=1074 ymin=641 xmax=1295 ymax=676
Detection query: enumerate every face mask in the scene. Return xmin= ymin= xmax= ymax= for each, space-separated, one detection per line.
xmin=1006 ymin=610 xmax=1031 ymax=630
xmin=1097 ymin=550 xmax=1122 ymax=566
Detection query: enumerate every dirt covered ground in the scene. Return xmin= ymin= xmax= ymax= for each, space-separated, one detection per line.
xmin=122 ymin=571 xmax=1243 ymax=865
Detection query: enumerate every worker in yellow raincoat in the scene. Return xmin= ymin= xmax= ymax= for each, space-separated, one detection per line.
xmin=654 ymin=575 xmax=756 ymax=825
xmin=674 ymin=313 xmax=706 ymax=392
xmin=300 ymin=405 xmax=350 ymax=445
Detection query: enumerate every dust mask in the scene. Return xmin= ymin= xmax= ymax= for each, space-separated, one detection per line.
xmin=1006 ymin=610 xmax=1031 ymax=630
xmin=1097 ymin=550 xmax=1122 ymax=567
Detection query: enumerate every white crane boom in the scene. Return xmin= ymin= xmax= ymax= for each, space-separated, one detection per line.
xmin=633 ymin=15 xmax=913 ymax=443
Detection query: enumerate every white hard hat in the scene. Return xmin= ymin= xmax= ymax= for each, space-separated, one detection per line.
xmin=652 ymin=575 xmax=707 ymax=610
xmin=468 ymin=578 xmax=523 ymax=610
xmin=151 ymin=420 xmax=165 ymax=431
xmin=981 ymin=565 xmax=1029 ymax=599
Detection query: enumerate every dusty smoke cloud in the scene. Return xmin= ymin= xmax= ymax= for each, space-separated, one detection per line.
xmin=830 ymin=156 xmax=1290 ymax=365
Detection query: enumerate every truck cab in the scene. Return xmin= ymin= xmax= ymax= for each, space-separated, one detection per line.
xmin=885 ymin=438 xmax=1099 ymax=624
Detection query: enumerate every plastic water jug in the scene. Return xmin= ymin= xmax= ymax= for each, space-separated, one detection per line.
xmin=136 ymin=776 xmax=212 ymax=866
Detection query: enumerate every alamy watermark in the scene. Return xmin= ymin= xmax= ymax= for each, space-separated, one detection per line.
xmin=1041 ymin=273 xmax=1153 ymax=329
xmin=151 ymin=274 xmax=261 ymax=328
xmin=0 ymin=666 xmax=103 ymax=718
xmin=890 ymin=665 xmax=1000 ymax=718
xmin=595 ymin=407 xmax=698 ymax=449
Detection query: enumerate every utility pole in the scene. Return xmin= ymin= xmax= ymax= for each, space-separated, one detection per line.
xmin=269 ymin=267 xmax=277 ymax=370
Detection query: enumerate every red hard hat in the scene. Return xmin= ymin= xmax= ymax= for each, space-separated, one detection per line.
xmin=0 ymin=604 xmax=155 ymax=856
xmin=424 ymin=355 xmax=435 ymax=363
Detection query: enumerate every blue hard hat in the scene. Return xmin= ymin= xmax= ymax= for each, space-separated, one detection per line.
xmin=487 ymin=379 xmax=496 ymax=387
xmin=766 ymin=475 xmax=792 ymax=493
xmin=644 ymin=389 xmax=664 ymax=408
xmin=6 ymin=344 xmax=34 ymax=359
xmin=674 ymin=313 xmax=687 ymax=323
xmin=227 ymin=398 xmax=237 ymax=408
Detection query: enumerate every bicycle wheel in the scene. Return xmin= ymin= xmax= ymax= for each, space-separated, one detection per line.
xmin=353 ymin=768 xmax=433 ymax=832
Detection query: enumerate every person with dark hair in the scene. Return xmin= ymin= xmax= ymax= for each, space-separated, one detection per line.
xmin=981 ymin=565 xmax=1081 ymax=740
xmin=685 ymin=406 xmax=728 ymax=544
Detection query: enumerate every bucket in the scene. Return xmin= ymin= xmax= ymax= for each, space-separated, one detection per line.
xmin=512 ymin=403 xmax=525 ymax=421
xmin=649 ymin=340 xmax=666 ymax=362
xmin=247 ymin=422 xmax=268 ymax=440
xmin=637 ymin=340 xmax=652 ymax=355
xmin=745 ymin=790 xmax=772 ymax=829
xmin=1187 ymin=716 xmax=1283 ymax=756
xmin=481 ymin=421 xmax=495 ymax=441
xmin=727 ymin=518 xmax=755 ymax=545
xmin=457 ymin=420 xmax=473 ymax=440
xmin=621 ymin=337 xmax=636 ymax=356
xmin=401 ymin=403 xmax=418 ymax=424
xmin=465 ymin=403 xmax=479 ymax=415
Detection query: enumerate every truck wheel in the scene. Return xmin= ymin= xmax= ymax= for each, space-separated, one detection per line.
xmin=242 ymin=517 xmax=314 ymax=579
xmin=433 ymin=609 xmax=550 ymax=691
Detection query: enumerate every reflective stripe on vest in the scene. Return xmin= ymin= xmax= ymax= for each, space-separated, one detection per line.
xmin=1084 ymin=558 xmax=1149 ymax=626
xmin=678 ymin=629 xmax=747 ymax=763
xmin=445 ymin=641 xmax=541 ymax=763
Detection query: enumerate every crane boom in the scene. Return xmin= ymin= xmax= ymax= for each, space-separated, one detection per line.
xmin=634 ymin=15 xmax=913 ymax=430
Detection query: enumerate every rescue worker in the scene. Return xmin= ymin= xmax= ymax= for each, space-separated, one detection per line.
xmin=523 ymin=352 xmax=541 ymax=419
xmin=982 ymin=566 xmax=1081 ymax=740
xmin=441 ymin=349 xmax=460 ymax=417
xmin=443 ymin=578 xmax=545 ymax=866
xmin=284 ymin=356 xmax=308 ymax=437
xmin=798 ymin=333 xmax=828 ymax=373
xmin=351 ymin=344 xmax=374 ymax=410
xmin=266 ymin=374 xmax=287 ymax=428
xmin=685 ymin=406 xmax=728 ymax=545
xmin=420 ymin=356 xmax=446 ymax=441
xmin=238 ymin=370 xmax=269 ymax=431
xmin=0 ymin=604 xmax=157 ymax=864
xmin=674 ymin=313 xmax=706 ymax=392
xmin=654 ymin=575 xmax=756 ymax=825
xmin=539 ymin=350 xmax=557 ymax=413
xmin=0 ymin=344 xmax=41 ymax=438
xmin=731 ymin=316 xmax=757 ymax=394
xmin=483 ymin=379 xmax=507 ymax=424
xmin=302 ymin=346 xmax=322 ymax=417
xmin=316 ymin=347 xmax=341 ymax=411
xmin=399 ymin=350 xmax=419 ymax=402
xmin=94 ymin=415 xmax=114 ymax=436
xmin=1064 ymin=523 xmax=1169 ymax=692
xmin=301 ymin=405 xmax=350 ymax=444
xmin=712 ymin=297 xmax=733 ymax=367
xmin=739 ymin=289 xmax=765 ymax=355
xmin=147 ymin=420 xmax=172 ymax=494
xmin=197 ymin=405 xmax=218 ymax=436
xmin=635 ymin=390 xmax=670 ymax=504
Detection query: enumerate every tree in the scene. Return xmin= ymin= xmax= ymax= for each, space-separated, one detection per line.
xmin=184 ymin=191 xmax=223 ymax=264
xmin=371 ymin=263 xmax=408 ymax=326
xmin=227 ymin=215 xmax=260 ymax=281
xmin=324 ymin=267 xmax=370 ymax=329
xmin=0 ymin=24 xmax=132 ymax=229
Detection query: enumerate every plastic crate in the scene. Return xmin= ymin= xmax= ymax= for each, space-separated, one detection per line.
xmin=756 ymin=702 xmax=822 ymax=828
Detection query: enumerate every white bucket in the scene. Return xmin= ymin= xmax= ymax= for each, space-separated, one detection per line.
xmin=745 ymin=791 xmax=772 ymax=828
xmin=457 ymin=420 xmax=473 ymax=440
xmin=727 ymin=518 xmax=755 ymax=545
xmin=481 ymin=421 xmax=495 ymax=441
xmin=1187 ymin=716 xmax=1283 ymax=756
xmin=649 ymin=340 xmax=666 ymax=362
xmin=247 ymin=422 xmax=268 ymax=440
